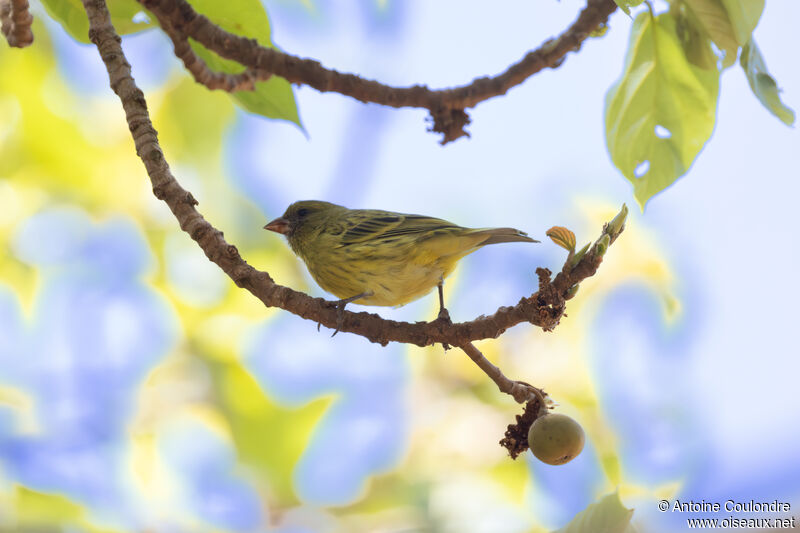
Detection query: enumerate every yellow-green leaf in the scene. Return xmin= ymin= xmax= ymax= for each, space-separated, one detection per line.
xmin=186 ymin=0 xmax=302 ymax=127
xmin=675 ymin=8 xmax=720 ymax=70
xmin=740 ymin=40 xmax=795 ymax=126
xmin=611 ymin=0 xmax=645 ymax=17
xmin=568 ymin=243 xmax=591 ymax=270
xmin=605 ymin=11 xmax=720 ymax=208
xmin=682 ymin=0 xmax=763 ymax=68
xmin=595 ymin=234 xmax=610 ymax=257
xmin=11 ymin=486 xmax=122 ymax=533
xmin=720 ymin=0 xmax=764 ymax=47
xmin=546 ymin=226 xmax=577 ymax=252
xmin=157 ymin=77 xmax=236 ymax=163
xmin=682 ymin=0 xmax=738 ymax=67
xmin=552 ymin=492 xmax=635 ymax=533
xmin=205 ymin=357 xmax=330 ymax=505
xmin=613 ymin=0 xmax=631 ymax=16
xmin=14 ymin=486 xmax=84 ymax=525
xmin=0 ymin=21 xmax=140 ymax=210
xmin=605 ymin=203 xmax=628 ymax=237
xmin=40 ymin=0 xmax=153 ymax=43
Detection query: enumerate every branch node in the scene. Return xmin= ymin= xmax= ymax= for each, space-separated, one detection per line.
xmin=231 ymin=264 xmax=251 ymax=287
xmin=146 ymin=148 xmax=164 ymax=162
xmin=187 ymin=219 xmax=207 ymax=241
xmin=536 ymin=267 xmax=552 ymax=289
xmin=428 ymin=106 xmax=471 ymax=145
xmin=2 ymin=0 xmax=34 ymax=48
xmin=152 ymin=184 xmax=167 ymax=200
xmin=508 ymin=382 xmax=533 ymax=404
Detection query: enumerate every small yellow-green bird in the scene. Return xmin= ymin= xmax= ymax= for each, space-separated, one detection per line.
xmin=264 ymin=200 xmax=538 ymax=321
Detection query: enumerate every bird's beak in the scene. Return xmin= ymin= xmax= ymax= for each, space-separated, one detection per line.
xmin=264 ymin=217 xmax=290 ymax=235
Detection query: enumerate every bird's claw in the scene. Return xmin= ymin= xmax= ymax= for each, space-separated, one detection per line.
xmin=328 ymin=291 xmax=370 ymax=337
xmin=331 ymin=303 xmax=345 ymax=337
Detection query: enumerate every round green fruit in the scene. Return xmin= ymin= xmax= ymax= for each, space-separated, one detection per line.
xmin=528 ymin=413 xmax=585 ymax=465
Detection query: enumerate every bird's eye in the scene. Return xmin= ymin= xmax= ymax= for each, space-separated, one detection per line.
xmin=297 ymin=208 xmax=309 ymax=217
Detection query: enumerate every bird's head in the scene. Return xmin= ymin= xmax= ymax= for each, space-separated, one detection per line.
xmin=264 ymin=200 xmax=342 ymax=241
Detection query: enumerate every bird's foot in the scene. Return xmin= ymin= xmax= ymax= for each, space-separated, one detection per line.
xmin=436 ymin=307 xmax=452 ymax=351
xmin=330 ymin=291 xmax=371 ymax=337
xmin=332 ymin=300 xmax=347 ymax=337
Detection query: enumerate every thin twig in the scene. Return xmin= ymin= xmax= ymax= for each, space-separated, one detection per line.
xmin=149 ymin=3 xmax=271 ymax=92
xmin=0 ymin=0 xmax=33 ymax=48
xmin=459 ymin=342 xmax=547 ymax=404
xmin=138 ymin=0 xmax=617 ymax=143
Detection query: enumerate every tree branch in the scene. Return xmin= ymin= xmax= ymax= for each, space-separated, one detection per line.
xmin=138 ymin=0 xmax=617 ymax=143
xmin=69 ymin=0 xmax=626 ymax=411
xmin=460 ymin=342 xmax=548 ymax=404
xmin=81 ymin=0 xmax=624 ymax=355
xmin=0 ymin=0 xmax=33 ymax=48
xmin=147 ymin=2 xmax=272 ymax=92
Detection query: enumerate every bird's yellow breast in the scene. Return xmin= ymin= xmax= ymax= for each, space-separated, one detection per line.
xmin=301 ymin=238 xmax=464 ymax=307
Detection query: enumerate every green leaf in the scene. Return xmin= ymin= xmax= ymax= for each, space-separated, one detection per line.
xmin=12 ymin=486 xmax=122 ymax=532
xmin=682 ymin=0 xmax=763 ymax=68
xmin=605 ymin=11 xmax=720 ymax=208
xmin=613 ymin=0 xmax=631 ymax=16
xmin=40 ymin=0 xmax=153 ymax=43
xmin=14 ymin=485 xmax=84 ymax=525
xmin=612 ymin=0 xmax=645 ymax=17
xmin=568 ymin=242 xmax=591 ymax=270
xmin=157 ymin=77 xmax=236 ymax=163
xmin=740 ymin=40 xmax=795 ymax=126
xmin=186 ymin=0 xmax=302 ymax=127
xmin=605 ymin=203 xmax=629 ymax=237
xmin=205 ymin=357 xmax=330 ymax=505
xmin=552 ymin=492 xmax=635 ymax=533
xmin=675 ymin=7 xmax=721 ymax=70
xmin=595 ymin=234 xmax=611 ymax=257
xmin=720 ymin=0 xmax=764 ymax=46
xmin=682 ymin=0 xmax=738 ymax=67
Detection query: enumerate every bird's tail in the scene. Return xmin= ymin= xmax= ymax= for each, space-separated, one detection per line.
xmin=473 ymin=227 xmax=539 ymax=246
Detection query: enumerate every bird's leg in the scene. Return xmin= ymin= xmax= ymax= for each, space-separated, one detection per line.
xmin=332 ymin=291 xmax=372 ymax=337
xmin=436 ymin=278 xmax=451 ymax=323
xmin=436 ymin=279 xmax=452 ymax=351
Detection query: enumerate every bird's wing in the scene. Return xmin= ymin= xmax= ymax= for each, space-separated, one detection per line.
xmin=339 ymin=211 xmax=461 ymax=245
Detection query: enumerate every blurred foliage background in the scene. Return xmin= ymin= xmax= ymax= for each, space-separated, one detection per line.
xmin=1 ymin=0 xmax=799 ymax=532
